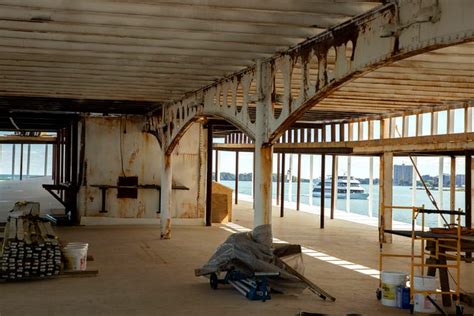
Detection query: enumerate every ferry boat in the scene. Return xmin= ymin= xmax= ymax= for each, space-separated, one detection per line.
xmin=312 ymin=176 xmax=369 ymax=200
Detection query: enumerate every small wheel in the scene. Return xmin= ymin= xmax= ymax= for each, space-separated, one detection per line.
xmin=456 ymin=304 xmax=464 ymax=316
xmin=210 ymin=273 xmax=218 ymax=290
xmin=376 ymin=288 xmax=382 ymax=301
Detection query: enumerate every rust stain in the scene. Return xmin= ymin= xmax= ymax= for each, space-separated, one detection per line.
xmin=137 ymin=200 xmax=145 ymax=218
xmin=178 ymin=202 xmax=197 ymax=218
xmin=128 ymin=148 xmax=139 ymax=165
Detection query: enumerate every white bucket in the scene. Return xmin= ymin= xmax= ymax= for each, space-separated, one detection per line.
xmin=63 ymin=243 xmax=88 ymax=271
xmin=413 ymin=276 xmax=438 ymax=313
xmin=381 ymin=271 xmax=407 ymax=307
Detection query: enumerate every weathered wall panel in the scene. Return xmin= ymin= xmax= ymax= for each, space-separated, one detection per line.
xmin=77 ymin=116 xmax=205 ymax=221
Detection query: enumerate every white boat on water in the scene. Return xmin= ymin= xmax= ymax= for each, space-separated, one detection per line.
xmin=312 ymin=176 xmax=369 ymax=200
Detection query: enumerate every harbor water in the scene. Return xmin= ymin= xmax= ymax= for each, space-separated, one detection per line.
xmin=220 ymin=180 xmax=465 ymax=227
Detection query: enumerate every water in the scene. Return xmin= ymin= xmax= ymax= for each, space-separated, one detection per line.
xmin=220 ymin=180 xmax=465 ymax=227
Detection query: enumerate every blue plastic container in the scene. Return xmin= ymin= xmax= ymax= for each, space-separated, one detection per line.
xmin=396 ymin=286 xmax=411 ymax=309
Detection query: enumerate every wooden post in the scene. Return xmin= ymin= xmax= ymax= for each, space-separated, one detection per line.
xmin=320 ymin=154 xmax=326 ymax=228
xmin=346 ymin=156 xmax=351 ymax=213
xmin=465 ymin=152 xmax=472 ymax=260
xmin=71 ymin=120 xmax=79 ymax=224
xmin=331 ymin=155 xmax=337 ymax=219
xmin=44 ymin=144 xmax=49 ymax=176
xmin=380 ymin=152 xmax=394 ymax=243
xmin=411 ymin=157 xmax=417 ymax=207
xmin=296 ymin=154 xmax=301 ymax=211
xmin=26 ymin=144 xmax=31 ymax=177
xmin=438 ymin=157 xmax=444 ymax=226
xmin=450 ymin=156 xmax=456 ymax=223
xmin=276 ymin=153 xmax=280 ymax=206
xmin=280 ymin=153 xmax=285 ymax=217
xmin=466 ymin=153 xmax=472 ymax=229
xmin=235 ymin=151 xmax=239 ymax=205
xmin=431 ymin=111 xmax=438 ymax=136
xmin=369 ymin=156 xmax=374 ymax=217
xmin=416 ymin=113 xmax=423 ymax=137
xmin=205 ymin=122 xmax=213 ymax=227
xmin=19 ymin=143 xmax=23 ymax=181
xmin=215 ymin=149 xmax=219 ymax=182
xmin=11 ymin=144 xmax=15 ymax=180
xmin=288 ymin=154 xmax=293 ymax=202
xmin=309 ymin=154 xmax=314 ymax=206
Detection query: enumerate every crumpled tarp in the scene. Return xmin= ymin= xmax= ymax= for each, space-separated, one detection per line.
xmin=196 ymin=224 xmax=307 ymax=294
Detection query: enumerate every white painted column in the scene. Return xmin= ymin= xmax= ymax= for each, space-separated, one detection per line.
xmin=216 ymin=150 xmax=221 ymax=182
xmin=412 ymin=157 xmax=417 ymax=206
xmin=253 ymin=60 xmax=273 ymax=227
xmin=160 ymin=152 xmax=172 ymax=239
xmin=380 ymin=152 xmax=393 ymax=243
xmin=450 ymin=157 xmax=456 ymax=224
xmin=309 ymin=154 xmax=314 ymax=206
xmin=416 ymin=114 xmax=423 ymax=136
xmin=288 ymin=154 xmax=293 ymax=202
xmin=465 ymin=105 xmax=472 ymax=133
xmin=368 ymin=157 xmax=374 ymax=217
xmin=438 ymin=157 xmax=444 ymax=226
xmin=431 ymin=111 xmax=439 ymax=136
xmin=346 ymin=156 xmax=351 ymax=213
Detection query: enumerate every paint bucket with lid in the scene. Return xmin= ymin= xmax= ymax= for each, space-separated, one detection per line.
xmin=381 ymin=271 xmax=407 ymax=307
xmin=63 ymin=242 xmax=88 ymax=271
xmin=413 ymin=276 xmax=437 ymax=313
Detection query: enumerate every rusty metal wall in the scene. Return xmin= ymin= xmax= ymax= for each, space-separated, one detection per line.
xmin=77 ymin=116 xmax=205 ymax=221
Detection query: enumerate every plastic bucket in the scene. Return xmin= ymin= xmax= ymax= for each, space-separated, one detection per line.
xmin=413 ymin=276 xmax=437 ymax=313
xmin=381 ymin=271 xmax=407 ymax=307
xmin=63 ymin=243 xmax=88 ymax=271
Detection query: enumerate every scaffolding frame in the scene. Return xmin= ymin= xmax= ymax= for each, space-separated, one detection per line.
xmin=378 ymin=205 xmax=465 ymax=315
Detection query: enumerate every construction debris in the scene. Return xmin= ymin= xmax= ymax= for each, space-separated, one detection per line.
xmin=0 ymin=202 xmax=61 ymax=280
xmin=196 ymin=224 xmax=335 ymax=301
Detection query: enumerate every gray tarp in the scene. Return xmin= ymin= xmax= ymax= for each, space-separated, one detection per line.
xmin=196 ymin=224 xmax=307 ymax=294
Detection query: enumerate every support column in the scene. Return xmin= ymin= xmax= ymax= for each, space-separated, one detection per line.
xmin=280 ymin=153 xmax=285 ymax=217
xmin=467 ymin=153 xmax=473 ymax=229
xmin=19 ymin=143 xmax=24 ymax=181
xmin=26 ymin=144 xmax=31 ymax=177
xmin=450 ymin=156 xmax=456 ymax=223
xmin=288 ymin=154 xmax=293 ymax=202
xmin=215 ymin=149 xmax=219 ymax=182
xmin=276 ymin=153 xmax=280 ymax=206
xmin=11 ymin=144 xmax=15 ymax=180
xmin=438 ymin=157 xmax=444 ymax=226
xmin=331 ymin=155 xmax=337 ymax=219
xmin=309 ymin=155 xmax=314 ymax=206
xmin=253 ymin=60 xmax=273 ymax=227
xmin=412 ymin=157 xmax=417 ymax=207
xmin=296 ymin=154 xmax=301 ymax=210
xmin=380 ymin=152 xmax=393 ymax=243
xmin=44 ymin=144 xmax=49 ymax=176
xmin=320 ymin=154 xmax=326 ymax=228
xmin=206 ymin=123 xmax=213 ymax=227
xmin=369 ymin=157 xmax=374 ymax=217
xmin=466 ymin=153 xmax=472 ymax=260
xmin=235 ymin=151 xmax=239 ymax=205
xmin=160 ymin=152 xmax=173 ymax=239
xmin=346 ymin=156 xmax=351 ymax=213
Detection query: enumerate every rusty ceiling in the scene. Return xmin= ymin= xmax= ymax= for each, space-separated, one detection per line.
xmin=0 ymin=0 xmax=472 ymax=130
